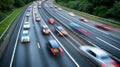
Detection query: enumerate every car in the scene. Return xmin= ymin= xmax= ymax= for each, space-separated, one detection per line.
xmin=21 ymin=30 xmax=30 ymax=43
xmin=26 ymin=13 xmax=30 ymax=17
xmin=69 ymin=23 xmax=95 ymax=37
xmin=23 ymin=22 xmax=30 ymax=29
xmin=48 ymin=18 xmax=55 ymax=24
xmin=95 ymin=24 xmax=112 ymax=31
xmin=50 ymin=5 xmax=53 ymax=8
xmin=80 ymin=46 xmax=119 ymax=67
xmin=41 ymin=25 xmax=50 ymax=35
xmin=58 ymin=8 xmax=62 ymax=11
xmin=80 ymin=17 xmax=89 ymax=22
xmin=54 ymin=6 xmax=58 ymax=8
xmin=35 ymin=16 xmax=40 ymax=22
xmin=68 ymin=12 xmax=75 ymax=16
xmin=55 ymin=26 xmax=68 ymax=36
xmin=27 ymin=9 xmax=30 ymax=12
xmin=38 ymin=6 xmax=41 ymax=9
xmin=48 ymin=40 xmax=64 ymax=55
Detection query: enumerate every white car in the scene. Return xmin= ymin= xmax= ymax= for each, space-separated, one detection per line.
xmin=26 ymin=13 xmax=30 ymax=17
xmin=80 ymin=46 xmax=119 ymax=67
xmin=58 ymin=8 xmax=62 ymax=11
xmin=21 ymin=30 xmax=30 ymax=43
xmin=68 ymin=12 xmax=75 ymax=16
xmin=23 ymin=23 xmax=30 ymax=29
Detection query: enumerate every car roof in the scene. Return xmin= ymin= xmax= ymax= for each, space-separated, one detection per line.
xmin=24 ymin=22 xmax=29 ymax=23
xmin=56 ymin=26 xmax=64 ymax=30
xmin=42 ymin=25 xmax=48 ymax=28
xmin=81 ymin=46 xmax=108 ymax=56
xmin=49 ymin=40 xmax=59 ymax=48
xmin=23 ymin=30 xmax=29 ymax=34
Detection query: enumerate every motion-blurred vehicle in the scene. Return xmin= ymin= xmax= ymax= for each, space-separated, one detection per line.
xmin=35 ymin=16 xmax=40 ymax=22
xmin=48 ymin=18 xmax=55 ymax=24
xmin=21 ymin=30 xmax=30 ymax=43
xmin=68 ymin=12 xmax=75 ymax=16
xmin=42 ymin=25 xmax=50 ymax=35
xmin=50 ymin=5 xmax=53 ymax=8
xmin=95 ymin=24 xmax=112 ymax=31
xmin=80 ymin=17 xmax=89 ymax=22
xmin=80 ymin=46 xmax=119 ymax=67
xmin=58 ymin=8 xmax=62 ymax=11
xmin=69 ymin=23 xmax=95 ymax=37
xmin=23 ymin=22 xmax=30 ymax=29
xmin=55 ymin=26 xmax=68 ymax=36
xmin=48 ymin=40 xmax=63 ymax=55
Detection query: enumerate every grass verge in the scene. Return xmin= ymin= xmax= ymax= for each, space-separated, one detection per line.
xmin=0 ymin=7 xmax=24 ymax=44
xmin=0 ymin=7 xmax=24 ymax=36
xmin=53 ymin=2 xmax=120 ymax=28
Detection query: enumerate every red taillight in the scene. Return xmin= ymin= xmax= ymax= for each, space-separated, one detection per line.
xmin=50 ymin=48 xmax=56 ymax=55
xmin=112 ymin=61 xmax=120 ymax=67
xmin=101 ymin=63 xmax=107 ymax=67
xmin=58 ymin=47 xmax=64 ymax=54
xmin=43 ymin=29 xmax=45 ymax=32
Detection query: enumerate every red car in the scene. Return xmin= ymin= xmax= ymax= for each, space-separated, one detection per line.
xmin=48 ymin=40 xmax=64 ymax=55
xmin=95 ymin=24 xmax=112 ymax=31
xmin=48 ymin=18 xmax=55 ymax=24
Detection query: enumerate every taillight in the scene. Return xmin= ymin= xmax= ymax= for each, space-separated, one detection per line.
xmin=101 ymin=63 xmax=107 ymax=67
xmin=112 ymin=61 xmax=120 ymax=67
xmin=50 ymin=48 xmax=56 ymax=55
xmin=58 ymin=48 xmax=64 ymax=54
xmin=43 ymin=29 xmax=45 ymax=32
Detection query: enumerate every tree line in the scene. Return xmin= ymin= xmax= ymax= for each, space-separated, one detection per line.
xmin=56 ymin=0 xmax=120 ymax=20
xmin=0 ymin=0 xmax=34 ymax=21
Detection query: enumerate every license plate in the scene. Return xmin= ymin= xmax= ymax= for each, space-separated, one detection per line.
xmin=54 ymin=49 xmax=59 ymax=53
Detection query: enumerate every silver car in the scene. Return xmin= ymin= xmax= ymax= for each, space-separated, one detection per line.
xmin=80 ymin=46 xmax=119 ymax=67
xmin=21 ymin=30 xmax=30 ymax=43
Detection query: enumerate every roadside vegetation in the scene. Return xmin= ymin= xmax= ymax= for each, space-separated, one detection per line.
xmin=0 ymin=0 xmax=34 ymax=44
xmin=0 ymin=0 xmax=34 ymax=22
xmin=55 ymin=0 xmax=120 ymax=27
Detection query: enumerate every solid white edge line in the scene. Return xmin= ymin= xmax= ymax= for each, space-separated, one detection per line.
xmin=50 ymin=31 xmax=80 ymax=67
xmin=96 ymin=37 xmax=120 ymax=51
xmin=9 ymin=10 xmax=25 ymax=67
xmin=37 ymin=43 xmax=40 ymax=48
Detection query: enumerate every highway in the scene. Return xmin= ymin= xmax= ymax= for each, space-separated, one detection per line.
xmin=0 ymin=0 xmax=120 ymax=67
xmin=43 ymin=1 xmax=120 ymax=59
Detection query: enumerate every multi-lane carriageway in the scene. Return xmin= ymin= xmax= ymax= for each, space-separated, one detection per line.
xmin=0 ymin=0 xmax=120 ymax=67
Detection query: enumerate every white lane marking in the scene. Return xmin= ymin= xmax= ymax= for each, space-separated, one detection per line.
xmin=38 ymin=11 xmax=80 ymax=67
xmin=50 ymin=31 xmax=80 ymax=67
xmin=37 ymin=43 xmax=40 ymax=48
xmin=96 ymin=37 xmax=120 ymax=51
xmin=9 ymin=11 xmax=25 ymax=67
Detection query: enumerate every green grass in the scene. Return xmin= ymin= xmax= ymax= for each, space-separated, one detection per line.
xmin=0 ymin=7 xmax=24 ymax=36
xmin=54 ymin=2 xmax=120 ymax=28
